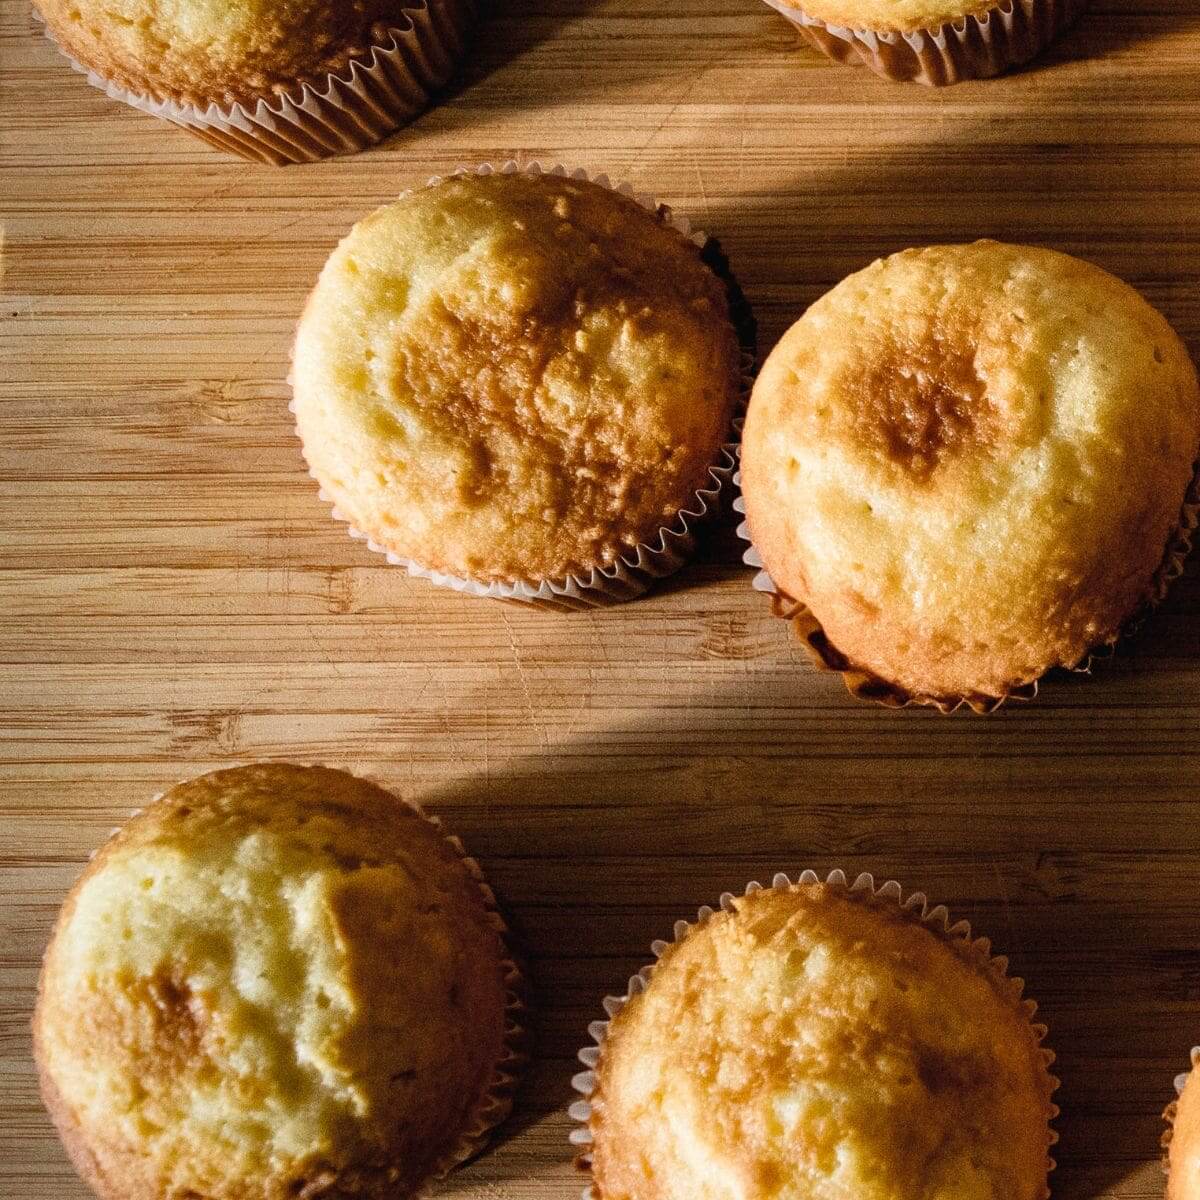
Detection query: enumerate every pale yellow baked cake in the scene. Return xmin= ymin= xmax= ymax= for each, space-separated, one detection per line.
xmin=590 ymin=882 xmax=1054 ymax=1200
xmin=291 ymin=171 xmax=741 ymax=585
xmin=1169 ymin=1069 xmax=1200 ymax=1200
xmin=741 ymin=241 xmax=1200 ymax=704
xmin=34 ymin=764 xmax=512 ymax=1200
xmin=32 ymin=0 xmax=410 ymax=106
xmin=770 ymin=0 xmax=1003 ymax=35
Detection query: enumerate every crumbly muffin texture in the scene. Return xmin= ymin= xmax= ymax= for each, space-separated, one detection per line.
xmin=34 ymin=0 xmax=408 ymax=106
xmin=591 ymin=883 xmax=1053 ymax=1200
xmin=772 ymin=0 xmax=1004 ymax=35
xmin=1170 ymin=1071 xmax=1200 ymax=1200
xmin=34 ymin=764 xmax=509 ymax=1200
xmin=742 ymin=241 xmax=1200 ymax=702
xmin=291 ymin=172 xmax=741 ymax=584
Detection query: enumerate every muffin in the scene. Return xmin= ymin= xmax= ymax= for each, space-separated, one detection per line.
xmin=762 ymin=0 xmax=1087 ymax=83
xmin=1166 ymin=1052 xmax=1200 ymax=1200
xmin=34 ymin=764 xmax=520 ymax=1200
xmin=32 ymin=0 xmax=476 ymax=163
xmin=577 ymin=873 xmax=1057 ymax=1200
xmin=740 ymin=241 xmax=1200 ymax=710
xmin=291 ymin=166 xmax=743 ymax=605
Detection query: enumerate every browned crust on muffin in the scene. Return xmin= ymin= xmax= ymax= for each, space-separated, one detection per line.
xmin=292 ymin=172 xmax=742 ymax=585
xmin=769 ymin=0 xmax=1009 ymax=35
xmin=33 ymin=764 xmax=513 ymax=1200
xmin=34 ymin=895 xmax=125 ymax=1200
xmin=589 ymin=881 xmax=1055 ymax=1200
xmin=33 ymin=0 xmax=430 ymax=108
xmin=741 ymin=241 xmax=1200 ymax=704
xmin=1168 ymin=1066 xmax=1200 ymax=1200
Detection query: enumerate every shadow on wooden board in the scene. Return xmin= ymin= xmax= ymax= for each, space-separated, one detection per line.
xmin=1037 ymin=0 xmax=1200 ymax=69
xmin=689 ymin=119 xmax=1200 ymax=361
xmin=413 ymin=615 xmax=1200 ymax=1190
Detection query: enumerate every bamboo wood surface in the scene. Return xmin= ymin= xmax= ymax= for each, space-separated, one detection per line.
xmin=3 ymin=0 xmax=1200 ymax=1196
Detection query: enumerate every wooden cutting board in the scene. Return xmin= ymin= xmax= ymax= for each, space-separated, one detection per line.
xmin=3 ymin=0 xmax=1200 ymax=1196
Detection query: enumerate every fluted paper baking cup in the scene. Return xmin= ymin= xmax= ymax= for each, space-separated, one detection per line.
xmin=56 ymin=762 xmax=526 ymax=1192
xmin=292 ymin=161 xmax=754 ymax=610
xmin=34 ymin=0 xmax=475 ymax=164
xmin=764 ymin=0 xmax=1086 ymax=84
xmin=1162 ymin=1046 xmax=1200 ymax=1176
xmin=404 ymin=790 xmax=527 ymax=1184
xmin=569 ymin=868 xmax=1059 ymax=1200
xmin=733 ymin=459 xmax=1200 ymax=713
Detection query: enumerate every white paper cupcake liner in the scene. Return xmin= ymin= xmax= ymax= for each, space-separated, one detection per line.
xmin=291 ymin=160 xmax=754 ymax=610
xmin=33 ymin=0 xmax=476 ymax=164
xmin=79 ymin=762 xmax=526 ymax=1190
xmin=733 ymin=457 xmax=1200 ymax=713
xmin=1162 ymin=1046 xmax=1200 ymax=1173
xmin=570 ymin=868 xmax=1059 ymax=1200
xmin=403 ymin=792 xmax=527 ymax=1184
xmin=764 ymin=0 xmax=1087 ymax=84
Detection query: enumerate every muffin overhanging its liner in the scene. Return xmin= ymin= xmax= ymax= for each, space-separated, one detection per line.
xmin=733 ymin=460 xmax=1200 ymax=713
xmin=73 ymin=763 xmax=527 ymax=1192
xmin=32 ymin=0 xmax=476 ymax=165
xmin=1162 ymin=1047 xmax=1200 ymax=1174
xmin=763 ymin=0 xmax=1087 ymax=85
xmin=290 ymin=160 xmax=754 ymax=611
xmin=568 ymin=868 xmax=1059 ymax=1200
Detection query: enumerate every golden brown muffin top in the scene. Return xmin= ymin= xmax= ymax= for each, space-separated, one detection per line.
xmin=769 ymin=0 xmax=1003 ymax=36
xmin=34 ymin=0 xmax=410 ymax=107
xmin=741 ymin=241 xmax=1200 ymax=704
xmin=291 ymin=171 xmax=741 ymax=585
xmin=590 ymin=883 xmax=1055 ymax=1200
xmin=1170 ymin=1069 xmax=1200 ymax=1200
xmin=34 ymin=764 xmax=510 ymax=1200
